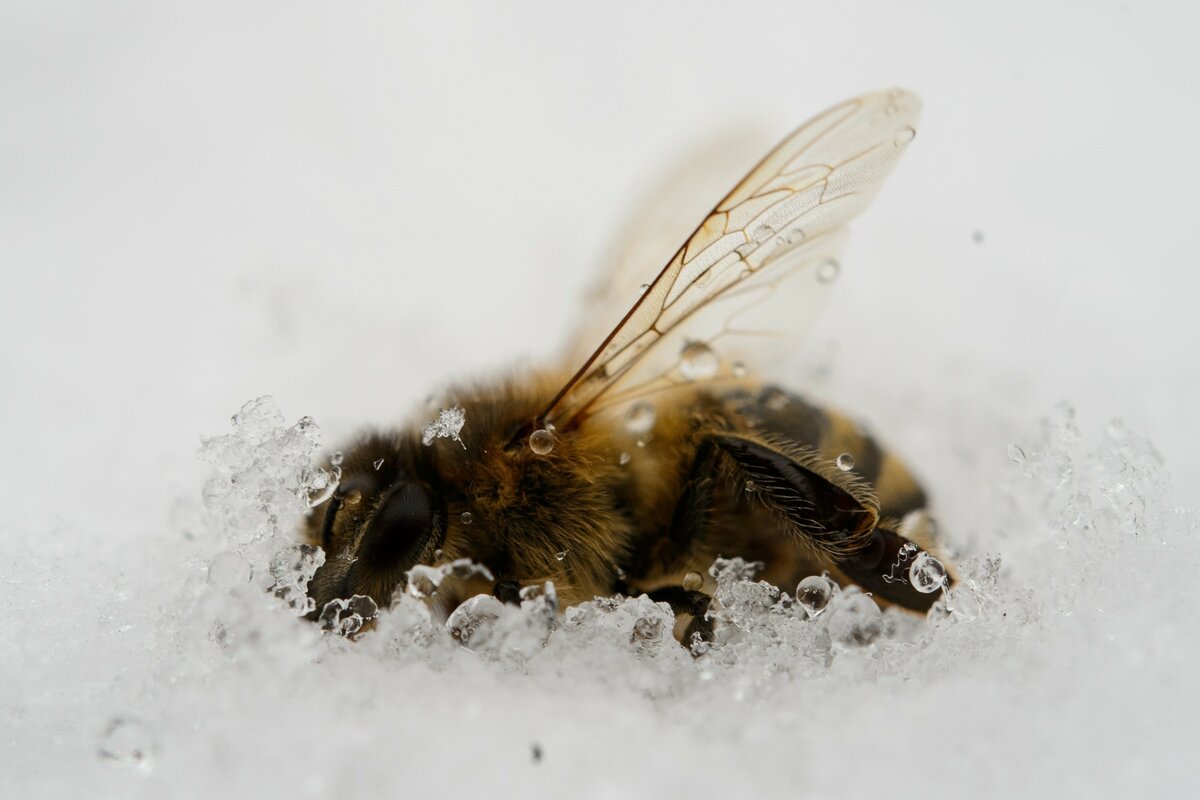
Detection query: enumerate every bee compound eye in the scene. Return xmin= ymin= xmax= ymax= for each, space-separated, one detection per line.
xmin=358 ymin=482 xmax=439 ymax=574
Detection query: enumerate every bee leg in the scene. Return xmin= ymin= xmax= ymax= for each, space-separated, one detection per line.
xmin=645 ymin=586 xmax=713 ymax=647
xmin=711 ymin=434 xmax=945 ymax=612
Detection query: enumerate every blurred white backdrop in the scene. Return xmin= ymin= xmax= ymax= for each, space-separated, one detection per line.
xmin=2 ymin=1 xmax=1198 ymax=796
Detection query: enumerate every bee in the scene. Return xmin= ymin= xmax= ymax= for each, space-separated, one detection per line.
xmin=304 ymin=89 xmax=948 ymax=643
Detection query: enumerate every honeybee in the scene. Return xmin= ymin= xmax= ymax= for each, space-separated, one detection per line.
xmin=304 ymin=89 xmax=948 ymax=643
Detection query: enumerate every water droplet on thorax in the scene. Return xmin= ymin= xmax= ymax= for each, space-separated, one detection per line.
xmin=909 ymin=552 xmax=948 ymax=593
xmin=618 ymin=451 xmax=631 ymax=466
xmin=795 ymin=574 xmax=835 ymax=618
xmin=625 ymin=401 xmax=657 ymax=435
xmin=373 ymin=458 xmax=385 ymax=471
xmin=529 ymin=428 xmax=555 ymax=455
xmin=761 ymin=387 xmax=789 ymax=410
xmin=836 ymin=453 xmax=855 ymax=471
xmin=555 ymin=550 xmax=568 ymax=562
xmin=744 ymin=479 xmax=757 ymax=493
xmin=816 ymin=258 xmax=841 ymax=284
xmin=460 ymin=511 xmax=473 ymax=525
xmin=679 ymin=341 xmax=719 ymax=381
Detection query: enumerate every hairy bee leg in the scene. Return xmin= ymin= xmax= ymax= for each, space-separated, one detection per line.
xmin=623 ymin=437 xmax=722 ymax=580
xmin=645 ymin=586 xmax=713 ymax=647
xmin=710 ymin=434 xmax=944 ymax=612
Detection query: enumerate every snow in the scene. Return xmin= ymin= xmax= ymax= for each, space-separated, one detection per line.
xmin=3 ymin=2 xmax=1199 ymax=798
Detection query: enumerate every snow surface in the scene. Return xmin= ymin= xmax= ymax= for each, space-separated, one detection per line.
xmin=3 ymin=2 xmax=1199 ymax=798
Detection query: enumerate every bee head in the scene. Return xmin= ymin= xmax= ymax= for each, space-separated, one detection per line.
xmin=305 ymin=450 xmax=446 ymax=618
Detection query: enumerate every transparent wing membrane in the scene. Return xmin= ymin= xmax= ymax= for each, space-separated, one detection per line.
xmin=543 ymin=89 xmax=921 ymax=429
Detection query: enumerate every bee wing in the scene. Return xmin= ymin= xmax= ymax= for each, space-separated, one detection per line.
xmin=565 ymin=128 xmax=774 ymax=367
xmin=542 ymin=89 xmax=921 ymax=428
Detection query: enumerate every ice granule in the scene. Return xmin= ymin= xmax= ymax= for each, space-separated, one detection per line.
xmin=421 ymin=405 xmax=466 ymax=447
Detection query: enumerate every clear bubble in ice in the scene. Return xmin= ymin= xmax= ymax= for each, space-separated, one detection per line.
xmin=679 ymin=341 xmax=719 ymax=381
xmin=795 ymin=574 xmax=835 ymax=618
xmin=625 ymin=401 xmax=657 ymax=435
xmin=682 ymin=571 xmax=703 ymax=592
xmin=460 ymin=511 xmax=473 ymax=525
xmin=836 ymin=453 xmax=855 ymax=471
xmin=630 ymin=615 xmax=663 ymax=644
xmin=909 ymin=552 xmax=948 ymax=593
xmin=816 ymin=258 xmax=841 ymax=284
xmin=529 ymin=428 xmax=555 ymax=455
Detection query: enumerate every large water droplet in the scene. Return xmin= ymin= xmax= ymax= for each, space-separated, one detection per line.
xmin=909 ymin=552 xmax=948 ymax=593
xmin=816 ymin=258 xmax=841 ymax=284
xmin=625 ymin=401 xmax=657 ymax=435
xmin=679 ymin=341 xmax=719 ymax=381
xmin=836 ymin=453 xmax=855 ymax=471
xmin=795 ymin=575 xmax=835 ymax=618
xmin=529 ymin=429 xmax=555 ymax=455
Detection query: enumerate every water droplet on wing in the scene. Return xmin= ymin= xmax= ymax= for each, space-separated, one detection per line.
xmin=680 ymin=341 xmax=719 ymax=381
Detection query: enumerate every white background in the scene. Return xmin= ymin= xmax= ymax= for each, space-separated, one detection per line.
xmin=2 ymin=2 xmax=1198 ymax=797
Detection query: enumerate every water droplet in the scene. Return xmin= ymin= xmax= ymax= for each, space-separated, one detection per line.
xmin=445 ymin=594 xmax=504 ymax=648
xmin=631 ymin=615 xmax=662 ymax=643
xmin=330 ymin=451 xmax=344 ymax=467
xmin=638 ymin=283 xmax=650 ymax=295
xmin=816 ymin=258 xmax=841 ymax=284
xmin=731 ymin=361 xmax=747 ymax=378
xmin=682 ymin=571 xmax=703 ymax=592
xmin=1006 ymin=444 xmax=1027 ymax=464
xmin=795 ymin=575 xmax=835 ymax=618
xmin=460 ymin=511 xmax=473 ymax=525
xmin=679 ymin=341 xmax=719 ymax=381
xmin=625 ymin=401 xmax=657 ymax=435
xmin=529 ymin=428 xmax=555 ymax=455
xmin=555 ymin=550 xmax=568 ymax=562
xmin=618 ymin=451 xmax=631 ymax=466
xmin=909 ymin=552 xmax=948 ymax=593
xmin=744 ymin=479 xmax=757 ymax=493
xmin=635 ymin=439 xmax=646 ymax=449
xmin=761 ymin=387 xmax=789 ymax=410
xmin=836 ymin=453 xmax=855 ymax=471
xmin=373 ymin=458 xmax=385 ymax=471
xmin=894 ymin=125 xmax=916 ymax=146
